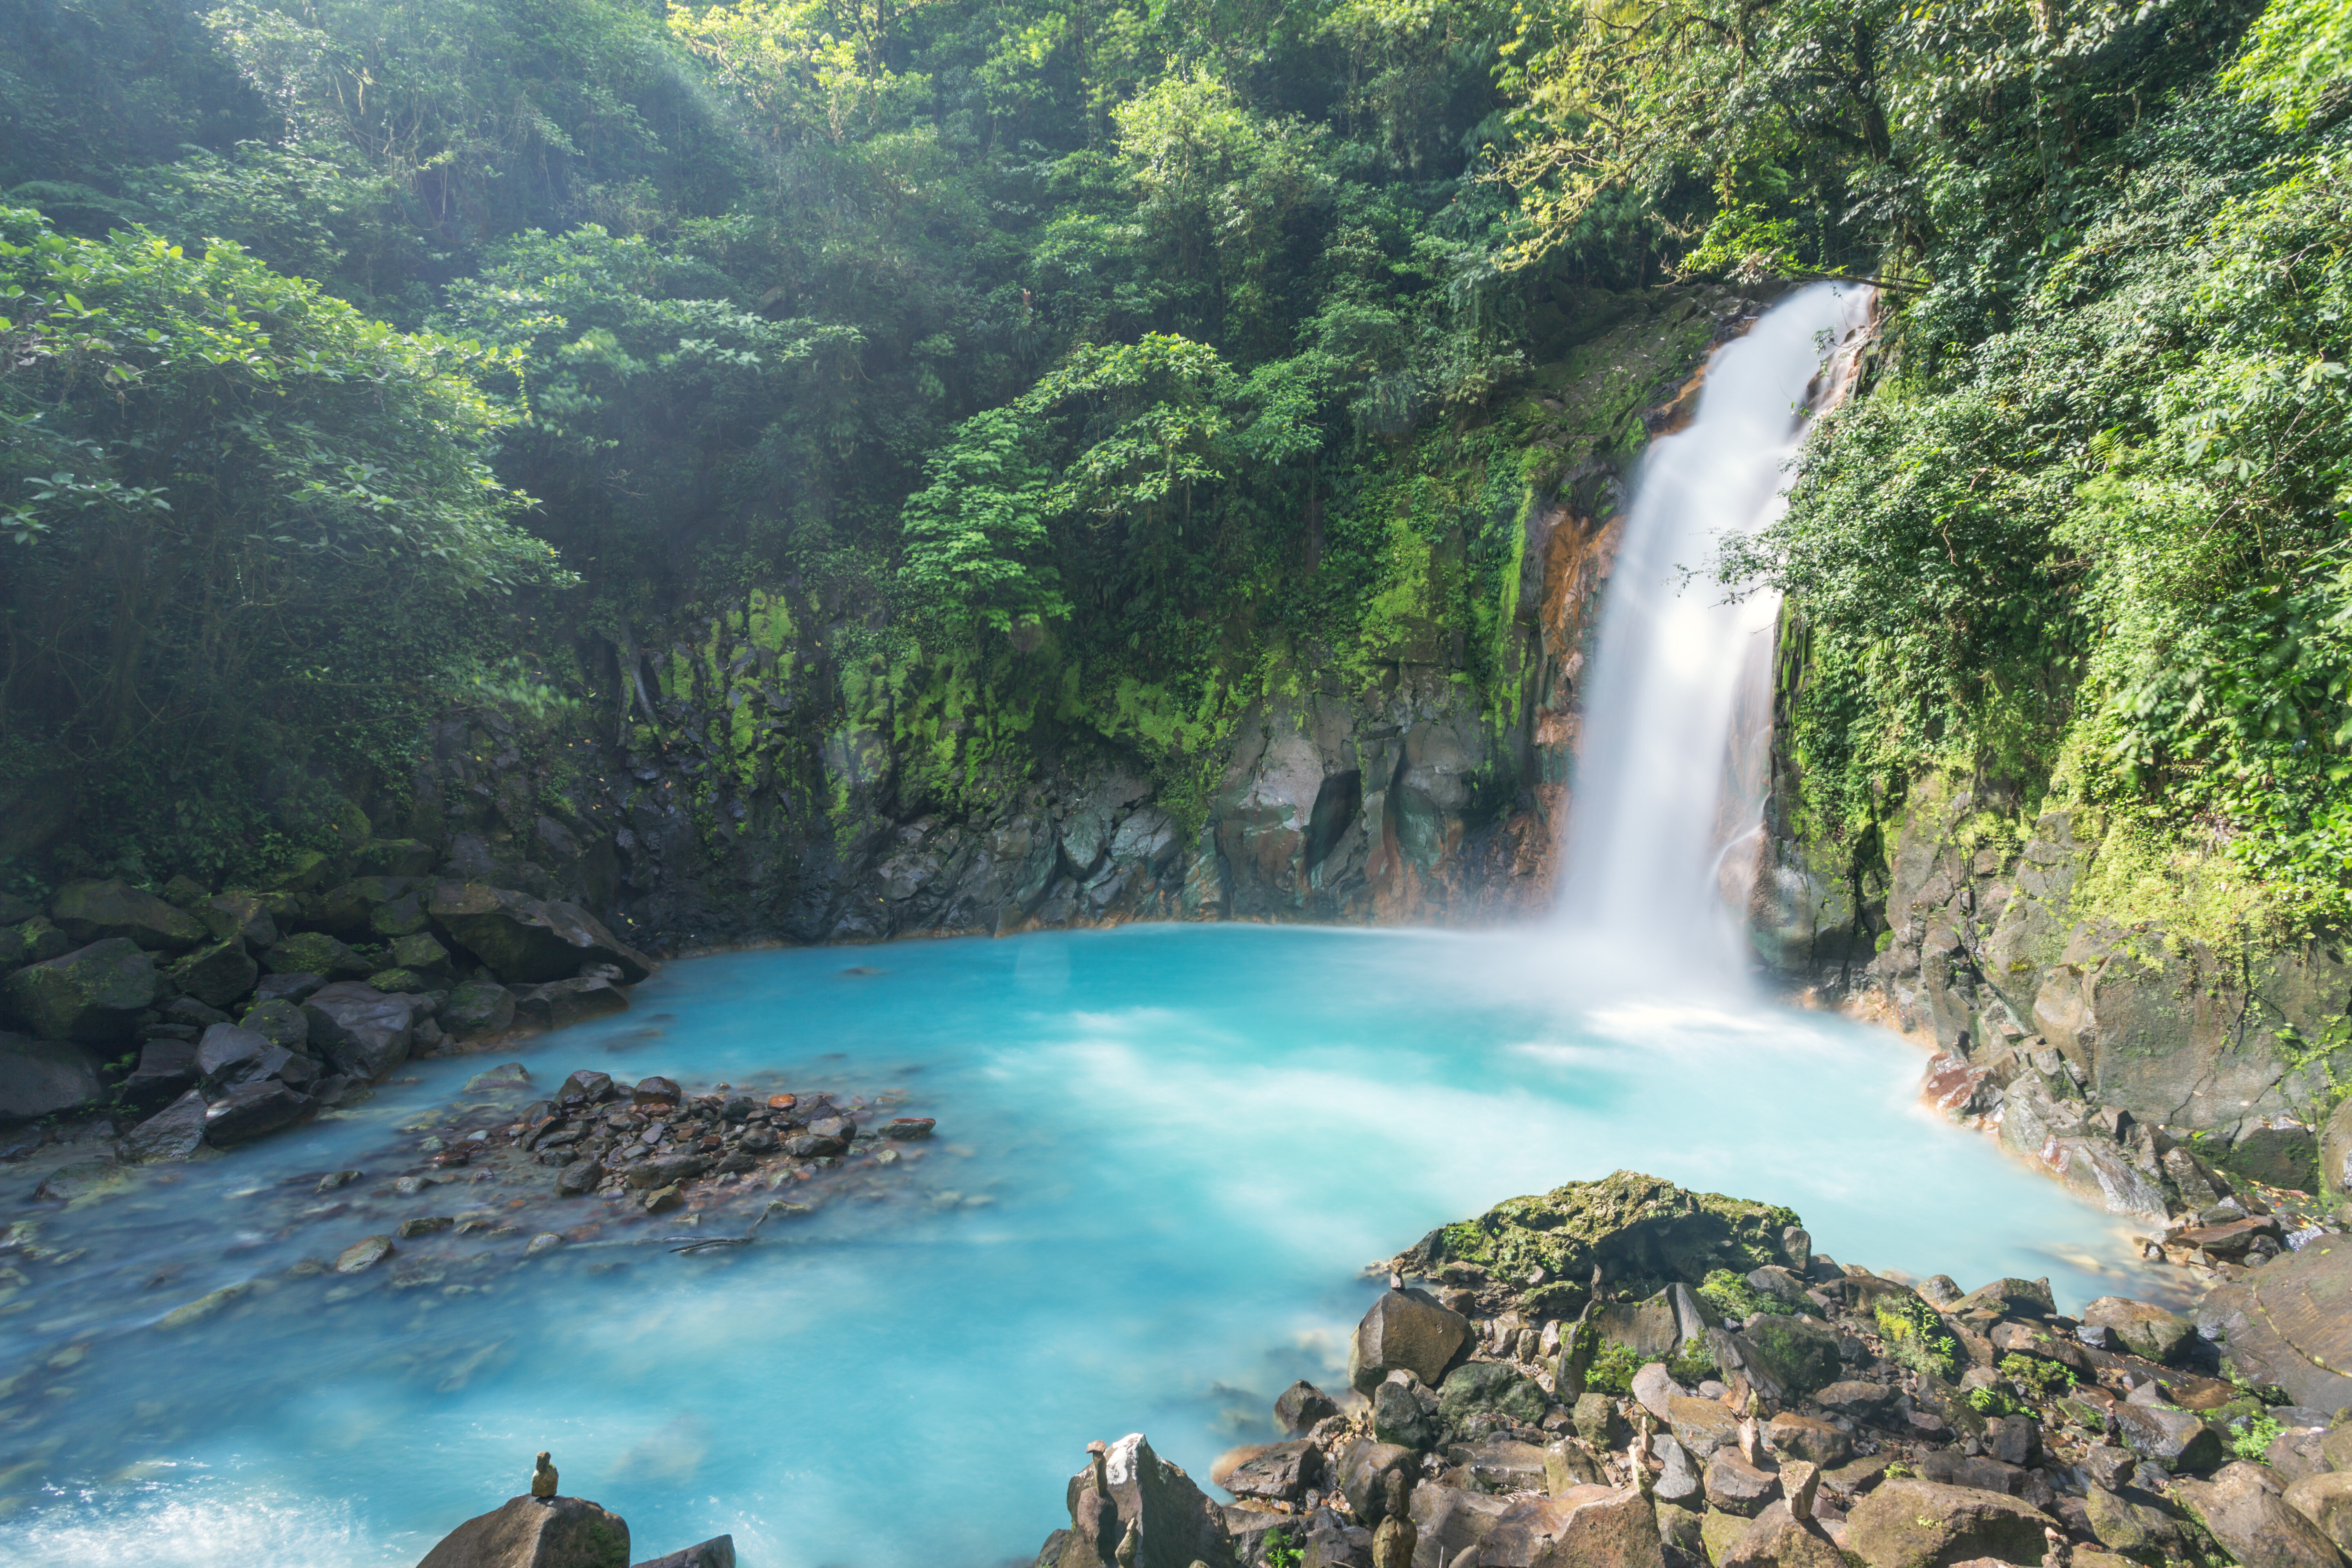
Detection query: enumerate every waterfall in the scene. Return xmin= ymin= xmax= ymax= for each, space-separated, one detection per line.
xmin=1553 ymin=282 xmax=1875 ymax=982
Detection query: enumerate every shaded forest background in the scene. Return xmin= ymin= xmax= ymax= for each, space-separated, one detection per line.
xmin=0 ymin=0 xmax=2348 ymax=940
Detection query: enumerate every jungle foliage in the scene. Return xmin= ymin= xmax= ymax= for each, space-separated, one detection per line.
xmin=0 ymin=0 xmax=2345 ymax=923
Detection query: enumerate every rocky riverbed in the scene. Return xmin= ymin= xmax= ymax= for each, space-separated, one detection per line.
xmin=0 ymin=1052 xmax=953 ymax=1507
xmin=1025 ymin=1170 xmax=2352 ymax=1568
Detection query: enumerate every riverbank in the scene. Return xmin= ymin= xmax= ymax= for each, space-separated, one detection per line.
xmin=1023 ymin=1170 xmax=2352 ymax=1568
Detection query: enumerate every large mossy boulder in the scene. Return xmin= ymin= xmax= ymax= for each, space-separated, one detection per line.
xmin=51 ymin=879 xmax=206 ymax=952
xmin=428 ymin=882 xmax=653 ymax=984
xmin=0 ymin=1033 xmax=104 ymax=1120
xmin=3 ymin=938 xmax=158 ymax=1042
xmin=1723 ymin=1312 xmax=1845 ymax=1400
xmin=416 ymin=1493 xmax=630 ymax=1568
xmin=0 ymin=915 xmax=71 ymax=968
xmin=167 ymin=938 xmax=259 ymax=1010
xmin=262 ymin=931 xmax=373 ymax=980
xmin=1393 ymin=1169 xmax=1802 ymax=1319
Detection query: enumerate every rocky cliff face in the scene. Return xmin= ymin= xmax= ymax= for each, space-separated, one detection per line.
xmin=1754 ymin=764 xmax=2352 ymax=1214
xmin=361 ymin=284 xmax=1782 ymax=955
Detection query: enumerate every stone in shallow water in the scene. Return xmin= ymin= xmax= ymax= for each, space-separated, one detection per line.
xmin=1274 ymin=1379 xmax=1338 ymax=1433
xmin=125 ymin=1089 xmax=208 ymax=1162
xmin=336 ymin=1235 xmax=394 ymax=1274
xmin=203 ymin=1078 xmax=310 ymax=1146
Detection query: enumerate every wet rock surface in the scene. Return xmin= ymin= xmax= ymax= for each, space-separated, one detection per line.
xmin=1042 ymin=1170 xmax=2352 ymax=1568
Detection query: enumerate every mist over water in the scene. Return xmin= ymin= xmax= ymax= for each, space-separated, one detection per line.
xmin=1555 ymin=283 xmax=1875 ymax=982
xmin=0 ymin=286 xmax=2163 ymax=1568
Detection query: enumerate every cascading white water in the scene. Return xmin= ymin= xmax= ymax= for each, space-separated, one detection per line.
xmin=1554 ymin=282 xmax=1874 ymax=981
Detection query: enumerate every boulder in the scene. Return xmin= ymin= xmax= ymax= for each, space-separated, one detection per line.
xmin=302 ymin=983 xmax=414 ymax=1081
xmin=1054 ymin=1432 xmax=1234 ymax=1568
xmin=0 ymin=915 xmax=72 ymax=968
xmin=629 ymin=1537 xmax=733 ymax=1568
xmin=1813 ymin=1381 xmax=1896 ymax=1422
xmin=558 ymin=1070 xmax=619 ymax=1105
xmin=1348 ymin=1288 xmax=1471 ymax=1393
xmin=1437 ymin=1360 xmax=1546 ymax=1434
xmin=1372 ymin=1378 xmax=1440 ymax=1450
xmin=2285 ymin=1472 xmax=2352 ymax=1553
xmin=1334 ymin=1439 xmax=1414 ymax=1522
xmin=1479 ymin=1486 xmax=1663 ymax=1568
xmin=1720 ymin=1501 xmax=1847 ymax=1568
xmin=1409 ymin=1483 xmax=1510 ymax=1568
xmin=1631 ymin=1363 xmax=1687 ymax=1422
xmin=255 ymin=971 xmax=327 ymax=1005
xmin=124 ymin=1088 xmax=209 ymax=1161
xmin=2082 ymin=1482 xmax=2189 ymax=1561
xmin=2110 ymin=1400 xmax=2222 ymax=1472
xmin=2171 ymin=1461 xmax=2348 ymax=1568
xmin=203 ymin=1078 xmax=311 ymax=1145
xmin=1573 ymin=1392 xmax=1626 ymax=1451
xmin=196 ymin=1023 xmax=282 ymax=1091
xmin=1726 ymin=1313 xmax=1845 ymax=1400
xmin=1652 ymin=1436 xmax=1703 ymax=1506
xmin=1390 ymin=1170 xmax=1800 ymax=1321
xmin=511 ymin=977 xmax=630 ymax=1033
xmin=166 ymin=938 xmax=259 ymax=1010
xmin=1666 ymin=1395 xmax=1740 ymax=1459
xmin=444 ymin=980 xmax=518 ymax=1040
xmin=124 ymin=1036 xmax=200 ymax=1103
xmin=1843 ymin=1479 xmax=2054 ymax=1568
xmin=0 ymin=1033 xmax=103 ymax=1120
xmin=429 ymin=883 xmax=654 ymax=985
xmin=1705 ymin=1451 xmax=1781 ymax=1516
xmin=1945 ymin=1278 xmax=2055 ymax=1319
xmin=1218 ymin=1440 xmax=1323 ymax=1504
xmin=416 ymin=1493 xmax=631 ymax=1568
xmin=262 ymin=931 xmax=373 ymax=980
xmin=1765 ymin=1413 xmax=1851 ymax=1469
xmin=240 ymin=998 xmax=310 ymax=1052
xmin=4 ymin=938 xmax=158 ymax=1042
xmin=392 ymin=931 xmax=456 ymax=977
xmin=51 ymin=879 xmax=206 ymax=951
xmin=2198 ymin=1221 xmax=2352 ymax=1415
xmin=198 ymin=893 xmax=278 ymax=948
xmin=2081 ymin=1297 xmax=2195 ymax=1365
xmin=1457 ymin=1438 xmax=1548 ymax=1494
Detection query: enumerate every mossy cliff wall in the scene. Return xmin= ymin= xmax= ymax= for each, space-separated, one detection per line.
xmin=1752 ymin=730 xmax=2352 ymax=1203
xmin=339 ymin=286 xmax=1772 ymax=953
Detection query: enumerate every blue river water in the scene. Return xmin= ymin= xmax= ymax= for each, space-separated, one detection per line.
xmin=2 ymin=924 xmax=2167 ymax=1568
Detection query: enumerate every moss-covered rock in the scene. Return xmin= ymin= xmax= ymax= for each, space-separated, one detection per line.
xmin=3 ymin=938 xmax=159 ymax=1042
xmin=51 ymin=879 xmax=207 ymax=952
xmin=428 ymin=882 xmax=653 ymax=984
xmin=166 ymin=938 xmax=259 ymax=1010
xmin=443 ymin=979 xmax=517 ymax=1040
xmin=390 ymin=931 xmax=454 ymax=977
xmin=261 ymin=931 xmax=372 ymax=980
xmin=1393 ymin=1170 xmax=1802 ymax=1319
xmin=354 ymin=838 xmax=438 ymax=877
xmin=0 ymin=916 xmax=71 ymax=969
